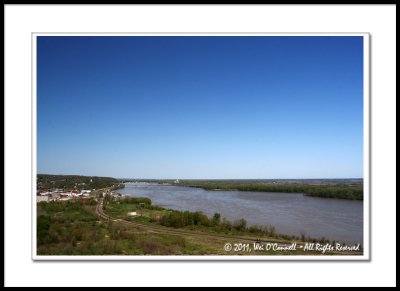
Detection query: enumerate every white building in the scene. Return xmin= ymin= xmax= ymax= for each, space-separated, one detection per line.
xmin=37 ymin=196 xmax=49 ymax=203
xmin=50 ymin=193 xmax=61 ymax=200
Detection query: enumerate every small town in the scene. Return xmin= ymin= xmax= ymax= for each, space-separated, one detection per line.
xmin=36 ymin=187 xmax=125 ymax=203
xmin=36 ymin=177 xmax=124 ymax=203
xmin=36 ymin=188 xmax=94 ymax=203
xmin=36 ymin=174 xmax=125 ymax=203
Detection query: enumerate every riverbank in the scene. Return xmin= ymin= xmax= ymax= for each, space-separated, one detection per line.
xmin=174 ymin=180 xmax=363 ymax=200
xmin=101 ymin=194 xmax=362 ymax=255
xmin=36 ymin=189 xmax=362 ymax=256
xmin=118 ymin=183 xmax=363 ymax=244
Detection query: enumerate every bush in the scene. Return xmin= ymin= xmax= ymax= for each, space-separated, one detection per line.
xmin=120 ymin=197 xmax=152 ymax=206
xmin=233 ymin=218 xmax=247 ymax=232
xmin=212 ymin=213 xmax=221 ymax=226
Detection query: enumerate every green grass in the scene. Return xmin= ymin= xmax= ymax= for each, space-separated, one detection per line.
xmin=37 ymin=201 xmax=218 ymax=255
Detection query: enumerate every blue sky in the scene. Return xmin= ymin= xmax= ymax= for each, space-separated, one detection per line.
xmin=37 ymin=36 xmax=363 ymax=179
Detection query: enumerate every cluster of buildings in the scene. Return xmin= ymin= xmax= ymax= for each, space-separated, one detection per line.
xmin=36 ymin=188 xmax=93 ymax=203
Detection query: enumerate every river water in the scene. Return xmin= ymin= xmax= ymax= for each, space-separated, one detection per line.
xmin=118 ymin=183 xmax=363 ymax=244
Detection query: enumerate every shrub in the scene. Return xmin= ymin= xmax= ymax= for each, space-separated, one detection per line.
xmin=233 ymin=218 xmax=247 ymax=232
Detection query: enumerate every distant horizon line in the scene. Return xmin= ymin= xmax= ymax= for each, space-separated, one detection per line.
xmin=118 ymin=178 xmax=364 ymax=180
xmin=37 ymin=173 xmax=363 ymax=180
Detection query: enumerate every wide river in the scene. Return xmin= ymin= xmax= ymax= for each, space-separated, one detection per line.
xmin=118 ymin=183 xmax=363 ymax=244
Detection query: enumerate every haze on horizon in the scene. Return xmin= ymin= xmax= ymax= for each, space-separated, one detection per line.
xmin=37 ymin=36 xmax=364 ymax=179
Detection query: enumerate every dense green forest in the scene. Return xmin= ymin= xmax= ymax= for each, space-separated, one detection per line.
xmin=175 ymin=180 xmax=363 ymax=200
xmin=37 ymin=174 xmax=123 ymax=190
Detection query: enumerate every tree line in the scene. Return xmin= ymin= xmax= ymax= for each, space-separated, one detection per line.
xmin=177 ymin=181 xmax=363 ymax=200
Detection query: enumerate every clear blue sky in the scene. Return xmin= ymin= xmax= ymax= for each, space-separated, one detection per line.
xmin=37 ymin=36 xmax=363 ymax=179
